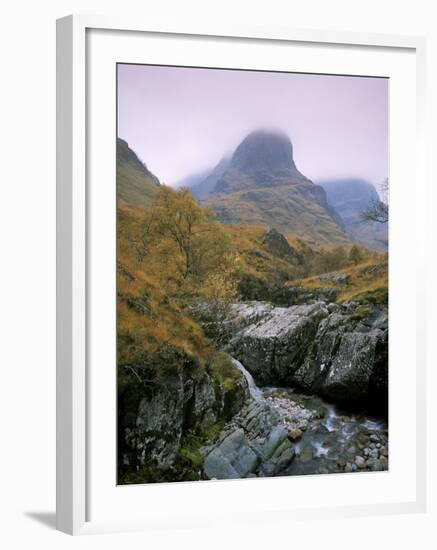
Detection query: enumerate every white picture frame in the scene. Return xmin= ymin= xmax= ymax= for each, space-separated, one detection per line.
xmin=56 ymin=14 xmax=427 ymax=535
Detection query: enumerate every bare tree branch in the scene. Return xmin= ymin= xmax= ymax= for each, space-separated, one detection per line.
xmin=360 ymin=178 xmax=389 ymax=224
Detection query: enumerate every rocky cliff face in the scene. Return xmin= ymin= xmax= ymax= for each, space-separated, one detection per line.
xmin=118 ymin=347 xmax=249 ymax=482
xmin=203 ymin=130 xmax=348 ymax=247
xmin=204 ymin=300 xmax=388 ymax=411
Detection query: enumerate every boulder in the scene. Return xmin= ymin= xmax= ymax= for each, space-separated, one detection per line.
xmin=262 ymin=226 xmax=301 ymax=263
xmin=227 ymin=302 xmax=329 ymax=386
xmin=203 ymin=397 xmax=294 ymax=479
xmin=218 ymin=301 xmax=388 ymax=409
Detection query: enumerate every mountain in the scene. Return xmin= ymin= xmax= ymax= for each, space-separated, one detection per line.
xmin=203 ymin=130 xmax=348 ymax=247
xmin=173 ymin=156 xmax=231 ymax=200
xmin=191 ymin=156 xmax=231 ymax=200
xmin=173 ymin=168 xmax=212 ymax=190
xmin=117 ymin=138 xmax=160 ymax=207
xmin=319 ymin=179 xmax=388 ymax=250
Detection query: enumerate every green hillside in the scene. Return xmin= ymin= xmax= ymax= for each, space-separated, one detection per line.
xmin=117 ymin=138 xmax=160 ymax=207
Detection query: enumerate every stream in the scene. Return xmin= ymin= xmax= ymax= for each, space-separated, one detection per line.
xmin=233 ymin=359 xmax=389 ymax=475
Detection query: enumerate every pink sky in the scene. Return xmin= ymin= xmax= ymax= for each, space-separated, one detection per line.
xmin=117 ymin=64 xmax=388 ymax=189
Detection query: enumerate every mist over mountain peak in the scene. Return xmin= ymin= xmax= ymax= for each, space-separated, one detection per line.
xmin=231 ymin=129 xmax=297 ymax=174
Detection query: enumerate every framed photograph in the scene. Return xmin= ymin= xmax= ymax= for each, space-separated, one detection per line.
xmin=56 ymin=15 xmax=427 ymax=535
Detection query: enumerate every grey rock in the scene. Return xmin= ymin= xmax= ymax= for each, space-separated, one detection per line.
xmin=214 ymin=300 xmax=388 ymax=408
xmin=318 ymin=273 xmax=350 ymax=284
xmin=263 ymin=227 xmax=301 ymax=262
xmin=256 ymin=426 xmax=289 ymax=460
xmin=380 ymin=446 xmax=388 ymax=457
xmin=227 ymin=302 xmax=329 ymax=387
xmin=121 ymin=347 xmax=249 ymax=475
xmin=203 ymin=395 xmax=294 ymax=479
xmin=203 ymin=448 xmax=241 ymax=479
xmin=299 ymin=447 xmax=314 ymax=463
xmin=369 ymin=448 xmax=380 ymax=459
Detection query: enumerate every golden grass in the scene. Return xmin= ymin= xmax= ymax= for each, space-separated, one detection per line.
xmin=117 ymin=203 xmax=214 ymax=365
xmin=288 ymin=254 xmax=388 ymax=303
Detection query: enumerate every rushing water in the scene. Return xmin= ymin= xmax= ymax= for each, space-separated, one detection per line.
xmin=232 ymin=358 xmax=264 ymax=401
xmin=232 ymin=358 xmax=388 ymax=475
xmin=266 ymin=387 xmax=388 ymax=475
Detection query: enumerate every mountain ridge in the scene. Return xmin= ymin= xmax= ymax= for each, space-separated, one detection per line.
xmin=203 ymin=130 xmax=349 ymax=247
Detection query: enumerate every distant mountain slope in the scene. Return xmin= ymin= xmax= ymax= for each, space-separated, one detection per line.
xmin=173 ymin=156 xmax=231 ymax=196
xmin=319 ymin=179 xmax=388 ymax=250
xmin=117 ymin=138 xmax=160 ymax=207
xmin=204 ymin=130 xmax=348 ymax=248
xmin=191 ymin=156 xmax=231 ymax=200
xmin=173 ymin=168 xmax=212 ymax=190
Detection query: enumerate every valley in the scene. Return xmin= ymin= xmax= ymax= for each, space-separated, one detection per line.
xmin=116 ymin=130 xmax=389 ymax=484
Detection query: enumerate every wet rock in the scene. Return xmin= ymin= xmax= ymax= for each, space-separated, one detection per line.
xmin=346 ymin=445 xmax=357 ymax=456
xmin=370 ymin=459 xmax=383 ymax=471
xmin=288 ymin=428 xmax=303 ymax=441
xmin=299 ymin=447 xmax=314 ymax=463
xmin=203 ymin=397 xmax=294 ymax=479
xmin=204 ymin=429 xmax=259 ymax=479
xmin=203 ymin=449 xmax=241 ymax=479
xmin=369 ymin=448 xmax=379 ymax=459
xmin=355 ymin=456 xmax=366 ymax=469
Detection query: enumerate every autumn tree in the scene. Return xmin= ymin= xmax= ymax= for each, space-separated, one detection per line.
xmin=349 ymin=244 xmax=363 ymax=265
xmin=330 ymin=246 xmax=348 ymax=269
xmin=138 ymin=186 xmax=239 ymax=300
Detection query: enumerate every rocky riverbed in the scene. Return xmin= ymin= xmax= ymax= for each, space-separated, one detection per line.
xmin=264 ymin=387 xmax=388 ymax=476
xmin=198 ymin=298 xmax=388 ymax=412
xmin=121 ymin=297 xmax=389 ymax=483
xmin=201 ymin=361 xmax=388 ymax=479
